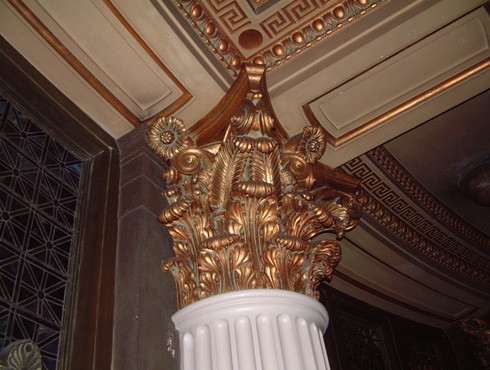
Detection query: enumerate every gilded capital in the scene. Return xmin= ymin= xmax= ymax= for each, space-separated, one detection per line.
xmin=148 ymin=64 xmax=361 ymax=309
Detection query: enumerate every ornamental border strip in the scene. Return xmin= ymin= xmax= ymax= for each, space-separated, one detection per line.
xmin=342 ymin=155 xmax=490 ymax=285
xmin=369 ymin=146 xmax=490 ymax=251
xmin=170 ymin=0 xmax=387 ymax=76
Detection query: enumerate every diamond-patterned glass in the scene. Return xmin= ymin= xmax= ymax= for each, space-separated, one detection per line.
xmin=0 ymin=93 xmax=82 ymax=370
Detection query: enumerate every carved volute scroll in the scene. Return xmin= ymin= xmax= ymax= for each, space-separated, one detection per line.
xmin=148 ymin=64 xmax=361 ymax=309
xmin=0 ymin=340 xmax=42 ymax=370
xmin=460 ymin=318 xmax=490 ymax=367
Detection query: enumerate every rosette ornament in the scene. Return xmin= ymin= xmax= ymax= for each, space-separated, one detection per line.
xmin=148 ymin=64 xmax=361 ymax=309
xmin=148 ymin=116 xmax=191 ymax=159
xmin=297 ymin=126 xmax=327 ymax=164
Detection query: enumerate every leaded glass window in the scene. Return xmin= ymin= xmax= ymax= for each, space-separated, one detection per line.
xmin=0 ymin=93 xmax=82 ymax=370
xmin=399 ymin=336 xmax=440 ymax=370
xmin=339 ymin=313 xmax=388 ymax=370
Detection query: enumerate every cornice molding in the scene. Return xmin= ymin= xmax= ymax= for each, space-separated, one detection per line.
xmin=342 ymin=154 xmax=490 ymax=286
xmin=369 ymin=146 xmax=490 ymax=251
xmin=168 ymin=0 xmax=387 ymax=75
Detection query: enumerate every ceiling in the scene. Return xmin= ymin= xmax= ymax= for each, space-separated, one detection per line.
xmin=1 ymin=0 xmax=489 ymax=327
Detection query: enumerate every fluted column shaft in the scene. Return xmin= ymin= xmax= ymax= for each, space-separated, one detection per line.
xmin=173 ymin=290 xmax=331 ymax=370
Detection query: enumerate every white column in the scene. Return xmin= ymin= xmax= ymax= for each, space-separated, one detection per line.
xmin=173 ymin=289 xmax=331 ymax=370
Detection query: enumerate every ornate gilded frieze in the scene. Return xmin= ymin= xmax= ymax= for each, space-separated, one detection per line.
xmin=169 ymin=0 xmax=388 ymax=75
xmin=148 ymin=64 xmax=361 ymax=308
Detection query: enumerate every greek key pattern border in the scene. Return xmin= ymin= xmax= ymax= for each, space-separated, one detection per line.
xmin=342 ymin=154 xmax=490 ymax=285
xmin=171 ymin=0 xmax=387 ymax=75
xmin=369 ymin=146 xmax=490 ymax=251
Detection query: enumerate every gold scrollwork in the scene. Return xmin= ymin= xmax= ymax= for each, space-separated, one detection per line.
xmin=149 ymin=64 xmax=361 ymax=308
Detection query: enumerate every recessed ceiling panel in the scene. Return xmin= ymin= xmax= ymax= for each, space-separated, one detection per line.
xmin=308 ymin=8 xmax=490 ymax=140
xmin=34 ymin=0 xmax=181 ymax=120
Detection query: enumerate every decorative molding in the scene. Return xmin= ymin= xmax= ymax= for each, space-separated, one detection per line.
xmin=173 ymin=0 xmax=244 ymax=77
xmin=148 ymin=64 xmax=361 ymax=308
xmin=103 ymin=0 xmax=192 ymax=123
xmin=342 ymin=155 xmax=490 ymax=285
xmin=256 ymin=0 xmax=385 ymax=69
xmin=370 ymin=146 xmax=490 ymax=251
xmin=459 ymin=318 xmax=490 ymax=368
xmin=205 ymin=0 xmax=252 ymax=33
xmin=6 ymin=0 xmax=140 ymax=126
xmin=0 ymin=340 xmax=42 ymax=370
xmin=304 ymin=57 xmax=490 ymax=147
xmin=7 ymin=0 xmax=193 ymax=128
xmin=170 ymin=0 xmax=387 ymax=75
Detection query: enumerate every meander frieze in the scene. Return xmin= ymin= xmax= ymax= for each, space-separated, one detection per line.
xmin=342 ymin=155 xmax=490 ymax=285
xmin=169 ymin=0 xmax=388 ymax=75
xmin=148 ymin=64 xmax=361 ymax=308
xmin=370 ymin=146 xmax=490 ymax=251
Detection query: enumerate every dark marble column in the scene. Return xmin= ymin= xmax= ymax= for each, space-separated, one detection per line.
xmin=113 ymin=124 xmax=179 ymax=369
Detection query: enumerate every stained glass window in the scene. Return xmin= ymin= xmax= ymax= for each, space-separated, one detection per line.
xmin=0 ymin=93 xmax=82 ymax=370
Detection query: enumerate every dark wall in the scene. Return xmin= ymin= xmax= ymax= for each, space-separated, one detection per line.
xmin=0 ymin=35 xmax=119 ymax=369
xmin=0 ymin=34 xmax=179 ymax=369
xmin=114 ymin=124 xmax=179 ymax=369
xmin=321 ymin=284 xmax=467 ymax=370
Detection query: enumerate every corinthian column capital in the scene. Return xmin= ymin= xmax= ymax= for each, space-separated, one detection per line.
xmin=148 ymin=64 xmax=361 ymax=309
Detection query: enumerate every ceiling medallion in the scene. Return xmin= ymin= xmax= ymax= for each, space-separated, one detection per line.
xmin=148 ymin=64 xmax=361 ymax=308
xmin=171 ymin=0 xmax=388 ymax=75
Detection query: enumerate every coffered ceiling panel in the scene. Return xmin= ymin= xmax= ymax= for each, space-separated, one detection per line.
xmin=267 ymin=0 xmax=490 ymax=167
xmin=161 ymin=0 xmax=389 ymax=73
xmin=306 ymin=8 xmax=490 ymax=143
xmin=0 ymin=0 xmax=226 ymax=136
xmin=0 ymin=0 xmax=135 ymax=137
xmin=33 ymin=0 xmax=179 ymax=120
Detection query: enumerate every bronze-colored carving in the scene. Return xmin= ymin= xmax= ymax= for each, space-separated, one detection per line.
xmin=171 ymin=0 xmax=388 ymax=74
xmin=149 ymin=64 xmax=361 ymax=308
xmin=460 ymin=318 xmax=490 ymax=367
